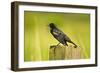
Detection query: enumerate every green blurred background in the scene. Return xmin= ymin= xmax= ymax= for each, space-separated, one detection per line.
xmin=24 ymin=11 xmax=90 ymax=62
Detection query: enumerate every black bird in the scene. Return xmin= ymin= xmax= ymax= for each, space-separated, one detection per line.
xmin=49 ymin=23 xmax=77 ymax=48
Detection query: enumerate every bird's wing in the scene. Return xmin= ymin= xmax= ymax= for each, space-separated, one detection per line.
xmin=52 ymin=27 xmax=71 ymax=42
xmin=64 ymin=34 xmax=71 ymax=42
xmin=52 ymin=28 xmax=61 ymax=36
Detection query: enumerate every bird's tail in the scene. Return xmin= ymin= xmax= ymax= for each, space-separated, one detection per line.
xmin=70 ymin=41 xmax=77 ymax=48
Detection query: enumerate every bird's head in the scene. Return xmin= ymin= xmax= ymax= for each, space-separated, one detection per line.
xmin=49 ymin=23 xmax=56 ymax=29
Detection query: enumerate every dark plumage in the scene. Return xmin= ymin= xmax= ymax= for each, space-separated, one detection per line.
xmin=49 ymin=23 xmax=77 ymax=48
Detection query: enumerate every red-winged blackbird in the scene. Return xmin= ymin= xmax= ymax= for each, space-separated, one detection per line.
xmin=49 ymin=23 xmax=77 ymax=48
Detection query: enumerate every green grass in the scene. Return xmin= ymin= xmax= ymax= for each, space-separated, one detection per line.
xmin=24 ymin=11 xmax=90 ymax=61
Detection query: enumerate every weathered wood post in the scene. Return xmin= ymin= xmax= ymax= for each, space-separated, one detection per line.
xmin=49 ymin=45 xmax=84 ymax=60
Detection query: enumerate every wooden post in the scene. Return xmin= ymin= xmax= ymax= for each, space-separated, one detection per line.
xmin=49 ymin=45 xmax=85 ymax=60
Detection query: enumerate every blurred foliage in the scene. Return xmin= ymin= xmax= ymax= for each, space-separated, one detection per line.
xmin=24 ymin=11 xmax=90 ymax=61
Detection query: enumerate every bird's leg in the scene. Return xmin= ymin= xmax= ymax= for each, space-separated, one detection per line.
xmin=66 ymin=42 xmax=68 ymax=46
xmin=53 ymin=43 xmax=60 ymax=59
xmin=53 ymin=43 xmax=60 ymax=53
xmin=56 ymin=42 xmax=60 ymax=46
